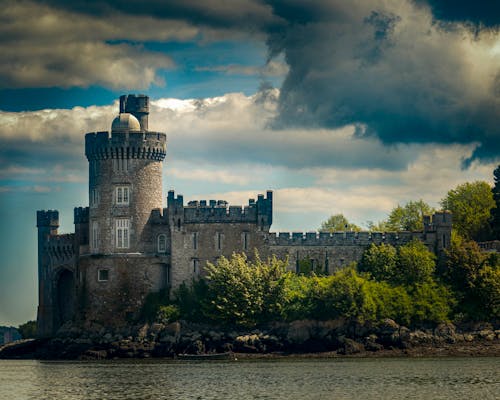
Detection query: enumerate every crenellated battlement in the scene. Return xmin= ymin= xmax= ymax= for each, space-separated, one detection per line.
xmin=162 ymin=190 xmax=273 ymax=225
xmin=45 ymin=234 xmax=75 ymax=264
xmin=37 ymin=210 xmax=59 ymax=228
xmin=269 ymin=230 xmax=424 ymax=246
xmin=74 ymin=207 xmax=89 ymax=224
xmin=85 ymin=131 xmax=166 ymax=161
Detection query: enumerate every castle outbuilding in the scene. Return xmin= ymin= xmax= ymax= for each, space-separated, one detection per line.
xmin=36 ymin=94 xmax=452 ymax=336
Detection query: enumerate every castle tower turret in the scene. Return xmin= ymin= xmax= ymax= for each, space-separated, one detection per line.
xmin=36 ymin=210 xmax=59 ymax=336
xmin=120 ymin=94 xmax=149 ymax=131
xmin=85 ymin=95 xmax=166 ymax=254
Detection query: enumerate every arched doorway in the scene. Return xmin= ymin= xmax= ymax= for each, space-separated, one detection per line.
xmin=54 ymin=269 xmax=76 ymax=330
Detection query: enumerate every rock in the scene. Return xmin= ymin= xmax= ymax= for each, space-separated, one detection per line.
xmin=150 ymin=323 xmax=164 ymax=335
xmin=409 ymin=330 xmax=434 ymax=345
xmin=478 ymin=329 xmax=495 ymax=341
xmin=287 ymin=320 xmax=314 ymax=344
xmin=164 ymin=322 xmax=181 ymax=338
xmin=80 ymin=349 xmax=107 ymax=360
xmin=462 ymin=333 xmax=474 ymax=342
xmin=136 ymin=324 xmax=149 ymax=340
xmin=364 ymin=334 xmax=383 ymax=352
xmin=103 ymin=333 xmax=113 ymax=342
xmin=434 ymin=323 xmax=457 ymax=343
xmin=377 ymin=319 xmax=400 ymax=336
xmin=339 ymin=338 xmax=365 ymax=355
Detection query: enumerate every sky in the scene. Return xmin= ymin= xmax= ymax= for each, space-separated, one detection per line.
xmin=0 ymin=0 xmax=499 ymax=326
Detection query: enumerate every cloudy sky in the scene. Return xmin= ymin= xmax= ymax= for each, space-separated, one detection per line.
xmin=0 ymin=0 xmax=499 ymax=326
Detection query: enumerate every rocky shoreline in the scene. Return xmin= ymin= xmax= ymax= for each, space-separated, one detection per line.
xmin=1 ymin=319 xmax=499 ymax=360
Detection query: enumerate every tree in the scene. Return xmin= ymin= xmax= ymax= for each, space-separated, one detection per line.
xmin=443 ymin=233 xmax=486 ymax=291
xmin=17 ymin=320 xmax=37 ymax=339
xmin=358 ymin=243 xmax=398 ymax=281
xmin=203 ymin=252 xmax=289 ymax=326
xmin=444 ymin=234 xmax=499 ymax=320
xmin=440 ymin=181 xmax=495 ymax=241
xmin=491 ymin=165 xmax=500 ymax=239
xmin=395 ymin=239 xmax=436 ymax=285
xmin=385 ymin=200 xmax=435 ymax=231
xmin=319 ymin=213 xmax=361 ymax=232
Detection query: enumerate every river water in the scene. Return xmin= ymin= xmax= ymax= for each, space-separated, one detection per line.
xmin=0 ymin=357 xmax=498 ymax=399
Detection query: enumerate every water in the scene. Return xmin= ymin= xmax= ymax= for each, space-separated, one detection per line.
xmin=0 ymin=357 xmax=498 ymax=399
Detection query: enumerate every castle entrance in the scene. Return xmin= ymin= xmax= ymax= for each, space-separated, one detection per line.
xmin=55 ymin=269 xmax=76 ymax=330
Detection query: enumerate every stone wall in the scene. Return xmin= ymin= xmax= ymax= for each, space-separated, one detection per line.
xmin=79 ymin=254 xmax=169 ymax=326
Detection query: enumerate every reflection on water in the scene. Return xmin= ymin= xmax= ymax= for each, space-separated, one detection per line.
xmin=0 ymin=357 xmax=499 ymax=400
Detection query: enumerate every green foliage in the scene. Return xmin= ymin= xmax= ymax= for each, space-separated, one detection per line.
xmin=475 ymin=265 xmax=500 ymax=319
xmin=203 ymin=252 xmax=289 ymax=327
xmin=491 ymin=165 xmax=500 ymax=239
xmin=440 ymin=181 xmax=495 ymax=241
xmin=395 ymin=239 xmax=436 ymax=285
xmin=366 ymin=220 xmax=389 ymax=232
xmin=358 ymin=243 xmax=397 ymax=281
xmin=297 ymin=258 xmax=325 ymax=276
xmin=408 ymin=282 xmax=454 ymax=325
xmin=156 ymin=305 xmax=180 ymax=324
xmin=319 ymin=213 xmax=361 ymax=232
xmin=358 ymin=240 xmax=435 ymax=286
xmin=174 ymin=278 xmax=210 ymax=322
xmin=140 ymin=289 xmax=170 ymax=322
xmin=443 ymin=233 xmax=486 ymax=290
xmin=363 ymin=280 xmax=413 ymax=326
xmin=17 ymin=320 xmax=37 ymax=339
xmin=282 ymin=274 xmax=316 ymax=321
xmin=385 ymin=200 xmax=435 ymax=231
xmin=444 ymin=234 xmax=500 ymax=320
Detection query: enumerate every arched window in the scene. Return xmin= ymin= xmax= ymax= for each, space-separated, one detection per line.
xmin=157 ymin=234 xmax=167 ymax=253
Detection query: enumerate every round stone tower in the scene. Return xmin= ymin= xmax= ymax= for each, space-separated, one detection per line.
xmin=85 ymin=95 xmax=167 ymax=254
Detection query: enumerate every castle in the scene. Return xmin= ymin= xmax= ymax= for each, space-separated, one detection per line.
xmin=36 ymin=94 xmax=452 ymax=336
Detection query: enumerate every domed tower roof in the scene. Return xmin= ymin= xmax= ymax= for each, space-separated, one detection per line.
xmin=111 ymin=113 xmax=141 ymax=133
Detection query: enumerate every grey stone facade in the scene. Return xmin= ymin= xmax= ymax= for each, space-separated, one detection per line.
xmin=36 ymin=94 xmax=452 ymax=336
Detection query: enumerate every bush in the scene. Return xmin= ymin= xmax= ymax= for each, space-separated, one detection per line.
xmin=395 ymin=239 xmax=436 ymax=285
xmin=358 ymin=243 xmax=397 ymax=282
xmin=174 ymin=278 xmax=210 ymax=322
xmin=408 ymin=282 xmax=454 ymax=325
xmin=203 ymin=252 xmax=289 ymax=327
xmin=156 ymin=305 xmax=180 ymax=324
xmin=18 ymin=320 xmax=37 ymax=339
xmin=140 ymin=289 xmax=170 ymax=322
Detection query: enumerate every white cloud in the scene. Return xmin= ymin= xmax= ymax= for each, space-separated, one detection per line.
xmin=195 ymin=60 xmax=289 ymax=77
xmin=169 ymin=167 xmax=251 ymax=185
xmin=0 ymin=90 xmax=496 ymax=227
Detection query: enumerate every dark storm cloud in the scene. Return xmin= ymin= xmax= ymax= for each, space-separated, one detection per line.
xmin=39 ymin=0 xmax=283 ymax=31
xmin=6 ymin=0 xmax=500 ymax=165
xmin=262 ymin=0 xmax=500 ymax=164
xmin=414 ymin=0 xmax=500 ymax=28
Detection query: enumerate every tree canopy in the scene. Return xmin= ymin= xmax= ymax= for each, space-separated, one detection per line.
xmin=319 ymin=213 xmax=361 ymax=232
xmin=491 ymin=165 xmax=500 ymax=239
xmin=440 ymin=181 xmax=495 ymax=241
xmin=385 ymin=200 xmax=435 ymax=231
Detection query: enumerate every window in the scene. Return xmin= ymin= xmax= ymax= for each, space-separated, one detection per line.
xmin=116 ymin=219 xmax=130 ymax=249
xmin=98 ymin=269 xmax=109 ymax=282
xmin=192 ymin=232 xmax=198 ymax=250
xmin=157 ymin=234 xmax=167 ymax=253
xmin=116 ymin=186 xmax=130 ymax=205
xmin=242 ymin=232 xmax=249 ymax=251
xmin=91 ymin=221 xmax=99 ymax=253
xmin=192 ymin=258 xmax=199 ymax=274
xmin=163 ymin=264 xmax=171 ymax=288
xmin=90 ymin=188 xmax=99 ymax=208
xmin=113 ymin=158 xmax=129 ymax=172
xmin=216 ymin=232 xmax=223 ymax=251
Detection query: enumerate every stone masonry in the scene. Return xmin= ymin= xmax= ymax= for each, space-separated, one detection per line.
xmin=36 ymin=94 xmax=452 ymax=336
